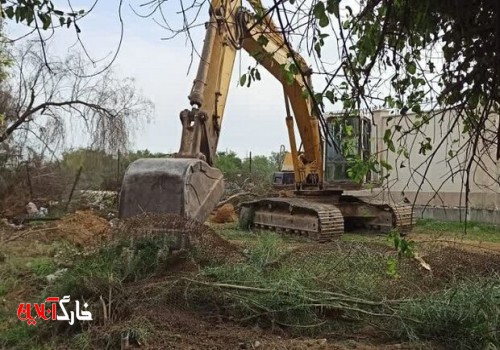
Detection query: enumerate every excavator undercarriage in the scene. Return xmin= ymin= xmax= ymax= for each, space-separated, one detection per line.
xmin=240 ymin=193 xmax=414 ymax=242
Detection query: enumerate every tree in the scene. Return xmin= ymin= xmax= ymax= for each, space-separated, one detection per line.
xmin=138 ymin=0 xmax=499 ymax=209
xmin=242 ymin=155 xmax=277 ymax=182
xmin=1 ymin=44 xmax=153 ymax=157
xmin=214 ymin=151 xmax=243 ymax=180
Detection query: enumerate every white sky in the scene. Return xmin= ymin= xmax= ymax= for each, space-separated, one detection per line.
xmin=6 ymin=0 xmax=336 ymax=157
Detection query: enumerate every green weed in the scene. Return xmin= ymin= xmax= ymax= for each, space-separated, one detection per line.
xmin=397 ymin=279 xmax=500 ymax=349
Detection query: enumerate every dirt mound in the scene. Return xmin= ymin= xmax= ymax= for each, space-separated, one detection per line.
xmin=56 ymin=210 xmax=110 ymax=246
xmin=210 ymin=204 xmax=237 ymax=223
xmin=120 ymin=213 xmax=244 ymax=264
xmin=423 ymin=245 xmax=500 ymax=280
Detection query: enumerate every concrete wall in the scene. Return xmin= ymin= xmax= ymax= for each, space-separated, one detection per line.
xmin=349 ymin=108 xmax=500 ymax=223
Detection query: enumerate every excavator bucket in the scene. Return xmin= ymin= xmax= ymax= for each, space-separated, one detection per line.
xmin=118 ymin=158 xmax=224 ymax=223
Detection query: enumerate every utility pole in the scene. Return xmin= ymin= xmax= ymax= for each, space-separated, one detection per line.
xmin=249 ymin=151 xmax=252 ymax=173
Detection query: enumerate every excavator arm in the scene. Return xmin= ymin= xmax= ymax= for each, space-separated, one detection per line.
xmin=119 ymin=0 xmax=324 ymax=222
xmin=178 ymin=0 xmax=323 ymax=181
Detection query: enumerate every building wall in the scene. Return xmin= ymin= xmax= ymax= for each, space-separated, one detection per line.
xmin=351 ymin=109 xmax=500 ymax=211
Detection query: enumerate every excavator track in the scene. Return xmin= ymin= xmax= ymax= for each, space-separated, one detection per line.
xmin=240 ymin=195 xmax=415 ymax=242
xmin=240 ymin=198 xmax=344 ymax=242
xmin=334 ymin=195 xmax=415 ymax=234
xmin=351 ymin=197 xmax=415 ymax=234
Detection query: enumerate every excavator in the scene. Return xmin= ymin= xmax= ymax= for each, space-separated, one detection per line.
xmin=118 ymin=0 xmax=415 ymax=241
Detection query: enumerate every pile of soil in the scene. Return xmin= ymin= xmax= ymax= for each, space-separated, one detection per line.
xmin=55 ymin=210 xmax=110 ymax=246
xmin=210 ymin=203 xmax=237 ymax=224
xmin=422 ymin=245 xmax=500 ymax=280
xmin=120 ymin=213 xmax=244 ymax=264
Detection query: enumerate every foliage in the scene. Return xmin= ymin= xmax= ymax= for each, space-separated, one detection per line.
xmin=213 ymin=151 xmax=243 ymax=180
xmin=215 ymin=151 xmax=280 ymax=181
xmin=61 ymin=148 xmax=117 ymax=190
xmin=0 ymin=1 xmax=84 ymax=32
xmin=60 ymin=148 xmax=170 ymax=191
xmin=2 ymin=45 xmax=153 ymax=154
xmin=398 ymin=279 xmax=500 ymax=349
xmin=312 ymin=0 xmax=499 ymax=202
xmin=48 ymin=233 xmax=175 ymax=299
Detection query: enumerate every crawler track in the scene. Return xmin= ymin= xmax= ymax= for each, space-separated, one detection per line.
xmin=241 ymin=196 xmax=415 ymax=241
xmin=241 ymin=198 xmax=344 ymax=242
xmin=341 ymin=196 xmax=416 ymax=234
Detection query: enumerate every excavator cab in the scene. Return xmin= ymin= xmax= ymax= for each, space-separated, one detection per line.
xmin=324 ymin=113 xmax=373 ymax=183
xmin=272 ymin=113 xmax=373 ymax=189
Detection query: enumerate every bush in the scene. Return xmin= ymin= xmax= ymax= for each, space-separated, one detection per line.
xmin=397 ymin=279 xmax=500 ymax=349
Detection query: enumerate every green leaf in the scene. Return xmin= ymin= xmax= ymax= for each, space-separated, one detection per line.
xmin=288 ymin=63 xmax=298 ymax=75
xmin=43 ymin=15 xmax=51 ymax=30
xmin=407 ymin=61 xmax=417 ymax=75
xmin=254 ymin=68 xmax=261 ymax=81
xmin=239 ymin=74 xmax=247 ymax=86
xmin=314 ymin=42 xmax=322 ymax=58
xmin=313 ymin=2 xmax=325 ymax=19
xmin=387 ymin=140 xmax=395 ymax=152
xmin=257 ymin=35 xmax=269 ymax=47
xmin=38 ymin=13 xmax=51 ymax=30
xmin=383 ymin=129 xmax=392 ymax=142
xmin=325 ymin=90 xmax=335 ymax=103
xmin=411 ymin=104 xmax=421 ymax=113
xmin=380 ymin=160 xmax=393 ymax=171
xmin=314 ymin=92 xmax=323 ymax=103
xmin=326 ymin=0 xmax=339 ymax=17
xmin=4 ymin=6 xmax=14 ymax=19
xmin=319 ymin=15 xmax=329 ymax=28
xmin=14 ymin=6 xmax=20 ymax=22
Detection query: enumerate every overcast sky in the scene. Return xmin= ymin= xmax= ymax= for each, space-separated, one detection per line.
xmin=7 ymin=0 xmax=343 ymax=157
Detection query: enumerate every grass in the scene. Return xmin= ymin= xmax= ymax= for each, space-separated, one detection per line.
xmin=199 ymin=235 xmax=322 ymax=329
xmin=1 ymin=217 xmax=500 ymax=349
xmin=30 ymin=258 xmax=57 ymax=277
xmin=0 ymin=233 xmax=172 ymax=349
xmin=197 ymin=233 xmax=398 ymax=328
xmin=414 ymin=219 xmax=500 ymax=242
xmin=397 ymin=279 xmax=500 ymax=349
xmin=195 ymin=230 xmax=500 ymax=348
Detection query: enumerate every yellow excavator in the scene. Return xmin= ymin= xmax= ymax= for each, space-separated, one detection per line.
xmin=119 ymin=0 xmax=414 ymax=241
